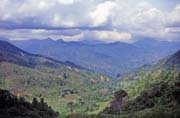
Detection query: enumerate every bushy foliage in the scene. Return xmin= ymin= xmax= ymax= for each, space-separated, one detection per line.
xmin=100 ymin=50 xmax=180 ymax=117
xmin=0 ymin=89 xmax=59 ymax=118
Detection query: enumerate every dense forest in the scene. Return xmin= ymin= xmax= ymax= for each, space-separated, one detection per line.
xmin=0 ymin=89 xmax=59 ymax=118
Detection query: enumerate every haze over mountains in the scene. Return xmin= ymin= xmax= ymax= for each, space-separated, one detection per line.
xmin=6 ymin=38 xmax=180 ymax=77
xmin=0 ymin=40 xmax=114 ymax=114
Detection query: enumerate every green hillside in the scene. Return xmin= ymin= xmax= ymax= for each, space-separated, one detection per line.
xmin=118 ymin=50 xmax=180 ymax=99
xmin=101 ymin=50 xmax=180 ymax=117
xmin=52 ymin=51 xmax=180 ymax=118
xmin=1 ymin=40 xmax=179 ymax=118
xmin=0 ymin=40 xmax=115 ymax=115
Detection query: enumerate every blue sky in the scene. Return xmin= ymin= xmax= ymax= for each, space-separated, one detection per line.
xmin=0 ymin=0 xmax=179 ymax=43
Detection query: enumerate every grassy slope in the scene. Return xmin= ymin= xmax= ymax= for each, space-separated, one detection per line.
xmin=118 ymin=50 xmax=180 ymax=99
xmin=57 ymin=54 xmax=180 ymax=118
xmin=68 ymin=50 xmax=180 ymax=118
xmin=0 ymin=40 xmax=116 ymax=114
xmin=0 ymin=61 xmax=115 ymax=114
xmin=100 ymin=50 xmax=180 ymax=117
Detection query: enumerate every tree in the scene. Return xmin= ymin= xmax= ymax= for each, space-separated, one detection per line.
xmin=63 ymin=73 xmax=68 ymax=79
xmin=67 ymin=102 xmax=74 ymax=114
xmin=32 ymin=97 xmax=38 ymax=107
xmin=78 ymin=98 xmax=85 ymax=113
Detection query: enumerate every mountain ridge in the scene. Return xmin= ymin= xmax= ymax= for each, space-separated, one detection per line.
xmin=0 ymin=40 xmax=86 ymax=70
xmin=0 ymin=40 xmax=114 ymax=114
xmin=101 ymin=49 xmax=180 ymax=117
xmin=7 ymin=37 xmax=180 ymax=77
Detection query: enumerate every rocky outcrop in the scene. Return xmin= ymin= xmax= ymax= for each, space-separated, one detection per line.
xmin=102 ymin=90 xmax=129 ymax=114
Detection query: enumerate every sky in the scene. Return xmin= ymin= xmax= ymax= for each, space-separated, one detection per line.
xmin=0 ymin=0 xmax=179 ymax=43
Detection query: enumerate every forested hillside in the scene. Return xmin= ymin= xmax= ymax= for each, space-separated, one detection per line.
xmin=102 ymin=50 xmax=180 ymax=117
xmin=0 ymin=40 xmax=115 ymax=115
xmin=51 ymin=51 xmax=180 ymax=118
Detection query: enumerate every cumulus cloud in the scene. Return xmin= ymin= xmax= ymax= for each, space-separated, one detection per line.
xmin=94 ymin=30 xmax=132 ymax=43
xmin=57 ymin=0 xmax=75 ymax=5
xmin=0 ymin=0 xmax=179 ymax=42
xmin=0 ymin=29 xmax=84 ymax=41
xmin=89 ymin=1 xmax=116 ymax=26
xmin=50 ymin=14 xmax=76 ymax=27
xmin=110 ymin=1 xmax=180 ymax=41
xmin=167 ymin=4 xmax=180 ymax=27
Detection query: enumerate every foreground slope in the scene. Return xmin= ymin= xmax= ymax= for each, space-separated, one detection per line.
xmin=0 ymin=40 xmax=114 ymax=114
xmin=102 ymin=50 xmax=180 ymax=117
xmin=118 ymin=50 xmax=180 ymax=99
xmin=0 ymin=89 xmax=58 ymax=118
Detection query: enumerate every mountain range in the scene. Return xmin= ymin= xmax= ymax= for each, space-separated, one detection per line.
xmin=0 ymin=40 xmax=114 ymax=114
xmin=0 ymin=39 xmax=180 ymax=118
xmin=6 ymin=38 xmax=180 ymax=77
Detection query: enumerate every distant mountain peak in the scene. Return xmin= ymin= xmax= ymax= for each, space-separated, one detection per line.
xmin=0 ymin=40 xmax=85 ymax=70
xmin=174 ymin=50 xmax=180 ymax=57
xmin=0 ymin=37 xmax=9 ymax=41
xmin=0 ymin=40 xmax=29 ymax=56
xmin=164 ymin=50 xmax=180 ymax=68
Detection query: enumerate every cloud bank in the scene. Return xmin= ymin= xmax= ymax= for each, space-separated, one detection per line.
xmin=0 ymin=0 xmax=179 ymax=43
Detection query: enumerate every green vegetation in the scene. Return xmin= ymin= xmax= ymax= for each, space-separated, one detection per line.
xmin=0 ymin=89 xmax=58 ymax=118
xmin=61 ymin=50 xmax=180 ymax=118
xmin=0 ymin=40 xmax=116 ymax=115
xmin=0 ymin=62 xmax=116 ymax=115
xmin=101 ymin=50 xmax=180 ymax=118
xmin=1 ymin=40 xmax=180 ymax=118
xmin=89 ymin=101 xmax=110 ymax=114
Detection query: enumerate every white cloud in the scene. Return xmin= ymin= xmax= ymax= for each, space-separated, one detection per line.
xmin=0 ymin=29 xmax=84 ymax=41
xmin=129 ymin=7 xmax=166 ymax=38
xmin=57 ymin=0 xmax=75 ymax=5
xmin=132 ymin=8 xmax=165 ymax=26
xmin=167 ymin=4 xmax=180 ymax=26
xmin=58 ymin=32 xmax=84 ymax=41
xmin=89 ymin=1 xmax=116 ymax=26
xmin=111 ymin=2 xmax=180 ymax=41
xmin=94 ymin=30 xmax=132 ymax=43
xmin=51 ymin=14 xmax=76 ymax=27
xmin=165 ymin=27 xmax=180 ymax=33
xmin=0 ymin=0 xmax=179 ymax=42
xmin=0 ymin=0 xmax=81 ymax=26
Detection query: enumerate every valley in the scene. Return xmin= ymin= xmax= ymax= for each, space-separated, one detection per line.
xmin=9 ymin=38 xmax=180 ymax=77
xmin=64 ymin=47 xmax=180 ymax=118
xmin=0 ymin=40 xmax=116 ymax=115
xmin=0 ymin=39 xmax=179 ymax=118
